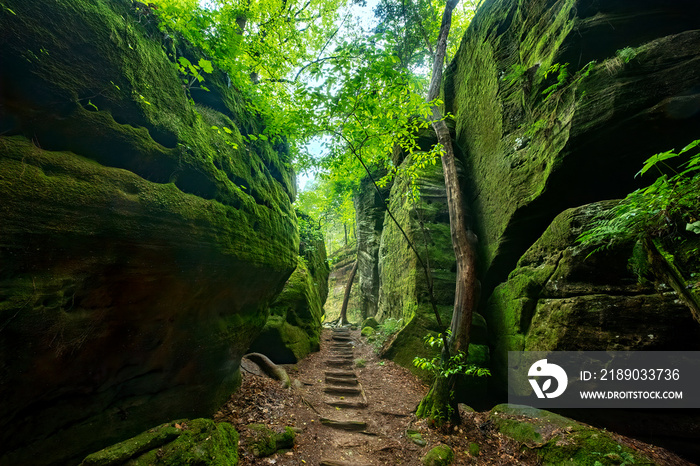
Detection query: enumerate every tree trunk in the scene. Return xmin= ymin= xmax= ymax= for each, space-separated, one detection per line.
xmin=344 ymin=223 xmax=348 ymax=246
xmin=339 ymin=260 xmax=358 ymax=325
xmin=417 ymin=0 xmax=480 ymax=425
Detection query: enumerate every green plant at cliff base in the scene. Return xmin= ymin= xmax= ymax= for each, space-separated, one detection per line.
xmin=413 ymin=332 xmax=491 ymax=379
xmin=578 ymin=138 xmax=700 ymax=256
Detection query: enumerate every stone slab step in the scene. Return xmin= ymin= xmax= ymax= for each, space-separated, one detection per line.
xmin=324 ymin=370 xmax=356 ymax=378
xmin=325 ymin=376 xmax=358 ymax=386
xmin=332 ymin=335 xmax=353 ymax=342
xmin=320 ymin=418 xmax=367 ymax=431
xmin=320 ymin=460 xmax=372 ymax=466
xmin=328 ymin=354 xmax=354 ymax=360
xmin=325 ymin=399 xmax=367 ymax=409
xmin=326 ymin=359 xmax=353 ymax=367
xmin=324 ymin=386 xmax=362 ymax=396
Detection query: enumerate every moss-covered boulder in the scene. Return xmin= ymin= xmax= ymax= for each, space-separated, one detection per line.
xmin=80 ymin=419 xmax=239 ymax=466
xmin=247 ymin=215 xmax=329 ymax=362
xmin=485 ymin=202 xmax=700 ymax=390
xmin=446 ymin=0 xmax=700 ymax=295
xmin=421 ymin=444 xmax=454 ymax=466
xmin=0 ymin=0 xmax=297 ymax=464
xmin=244 ymin=424 xmax=295 ymax=457
xmin=490 ymin=404 xmax=656 ymax=465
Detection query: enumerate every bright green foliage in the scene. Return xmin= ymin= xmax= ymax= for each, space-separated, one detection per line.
xmin=413 ymin=332 xmax=491 ymax=379
xmin=578 ymin=138 xmax=700 ymax=256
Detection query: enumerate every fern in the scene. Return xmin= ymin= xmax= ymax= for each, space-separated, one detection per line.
xmin=578 ymin=139 xmax=700 ymax=256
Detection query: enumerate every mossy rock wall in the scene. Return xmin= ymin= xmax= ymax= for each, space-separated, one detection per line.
xmin=248 ymin=214 xmax=329 ymax=363
xmin=485 ymin=202 xmax=700 ymax=391
xmin=376 ymin=154 xmax=489 ymax=384
xmin=324 ymin=243 xmax=362 ymax=322
xmin=0 ymin=1 xmax=297 ymax=464
xmin=446 ymin=0 xmax=700 ymax=296
xmin=353 ymin=170 xmax=390 ymax=320
xmin=444 ymin=0 xmax=700 ymax=408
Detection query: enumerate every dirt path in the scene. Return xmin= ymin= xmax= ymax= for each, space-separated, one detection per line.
xmin=215 ymin=328 xmax=693 ymax=465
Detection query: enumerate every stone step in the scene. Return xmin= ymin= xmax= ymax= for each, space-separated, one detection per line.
xmin=325 ymin=399 xmax=367 ymax=409
xmin=320 ymin=418 xmax=367 ymax=431
xmin=326 ymin=359 xmax=353 ymax=367
xmin=331 ymin=328 xmax=351 ymax=333
xmin=328 ymin=354 xmax=354 ymax=360
xmin=320 ymin=460 xmax=372 ymax=466
xmin=324 ymin=386 xmax=362 ymax=396
xmin=332 ymin=335 xmax=353 ymax=342
xmin=324 ymin=370 xmax=357 ymax=378
xmin=331 ymin=343 xmax=354 ymax=348
xmin=325 ymin=376 xmax=358 ymax=386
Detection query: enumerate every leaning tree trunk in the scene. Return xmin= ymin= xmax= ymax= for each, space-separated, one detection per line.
xmin=339 ymin=260 xmax=358 ymax=325
xmin=416 ymin=0 xmax=479 ymax=425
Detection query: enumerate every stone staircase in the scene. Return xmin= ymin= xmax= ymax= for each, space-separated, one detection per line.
xmin=319 ymin=327 xmax=372 ymax=466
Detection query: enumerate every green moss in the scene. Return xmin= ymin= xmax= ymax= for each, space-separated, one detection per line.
xmin=361 ymin=326 xmax=376 ymax=337
xmin=490 ymin=405 xmax=655 ymax=465
xmin=362 ymin=317 xmax=379 ymax=329
xmin=245 ymin=424 xmax=295 ymax=457
xmin=80 ymin=419 xmax=239 ymax=466
xmin=421 ymin=445 xmax=454 ymax=466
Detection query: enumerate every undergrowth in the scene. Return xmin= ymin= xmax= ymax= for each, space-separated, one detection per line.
xmin=578 ymin=138 xmax=700 ymax=262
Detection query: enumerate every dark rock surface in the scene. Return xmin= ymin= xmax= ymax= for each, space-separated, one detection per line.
xmin=353 ymin=171 xmax=390 ymax=321
xmin=0 ymin=0 xmax=297 ymax=463
xmin=486 ymin=202 xmax=700 ymax=389
xmin=445 ymin=0 xmax=700 ymax=296
xmin=248 ymin=212 xmax=330 ymax=363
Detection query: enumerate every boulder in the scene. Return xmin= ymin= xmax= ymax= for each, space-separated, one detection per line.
xmin=445 ymin=0 xmax=700 ymax=296
xmin=247 ymin=214 xmax=330 ymax=363
xmin=80 ymin=419 xmax=238 ymax=466
xmin=490 ymin=404 xmax=655 ymax=465
xmin=421 ymin=445 xmax=454 ymax=466
xmin=0 ymin=0 xmax=297 ymax=463
xmin=486 ymin=202 xmax=700 ymax=389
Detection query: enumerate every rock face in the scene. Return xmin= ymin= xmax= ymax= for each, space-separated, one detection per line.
xmin=353 ymin=171 xmax=390 ymax=320
xmin=486 ymin=202 xmax=700 ymax=388
xmin=445 ymin=0 xmax=700 ymax=295
xmin=324 ymin=244 xmax=361 ymax=321
xmin=375 ymin=154 xmax=489 ymax=382
xmin=0 ymin=0 xmax=297 ymax=464
xmin=248 ymin=212 xmax=329 ymax=363
xmin=444 ymin=0 xmax=700 ymax=385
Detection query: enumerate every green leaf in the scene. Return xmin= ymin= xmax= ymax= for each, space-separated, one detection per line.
xmin=679 ymin=139 xmax=700 ymax=155
xmin=198 ymin=58 xmax=214 ymax=74
xmin=636 ymin=149 xmax=678 ymax=177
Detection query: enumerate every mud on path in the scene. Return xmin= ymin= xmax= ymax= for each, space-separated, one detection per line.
xmin=214 ymin=328 xmax=691 ymax=465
